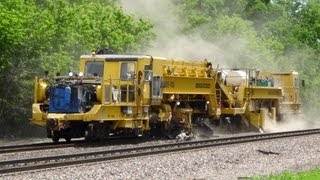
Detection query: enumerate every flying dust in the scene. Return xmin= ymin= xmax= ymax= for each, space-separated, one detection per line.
xmin=119 ymin=0 xmax=320 ymax=133
xmin=120 ymin=0 xmax=227 ymax=65
xmin=263 ymin=113 xmax=320 ymax=133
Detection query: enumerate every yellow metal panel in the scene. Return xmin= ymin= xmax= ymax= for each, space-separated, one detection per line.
xmin=31 ymin=120 xmax=46 ymax=126
xmin=34 ymin=77 xmax=48 ymax=103
xmin=217 ymin=80 xmax=236 ymax=106
xmin=104 ymin=61 xmax=121 ymax=80
xmin=163 ymin=76 xmax=215 ymax=94
xmin=84 ymin=105 xmax=123 ymax=121
xmin=246 ymin=111 xmax=261 ymax=129
xmin=245 ymin=87 xmax=282 ymax=99
xmin=221 ymin=108 xmax=246 ymax=115
xmin=118 ymin=120 xmax=134 ymax=128
xmin=152 ymin=58 xmax=207 ymax=76
xmin=32 ymin=104 xmax=46 ymax=126
xmin=84 ymin=105 xmax=102 ymax=121
xmin=258 ymin=71 xmax=300 ymax=104
xmin=65 ymin=114 xmax=84 ymax=120
xmin=246 ymin=108 xmax=276 ymax=130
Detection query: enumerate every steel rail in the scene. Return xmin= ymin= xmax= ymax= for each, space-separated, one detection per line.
xmin=0 ymin=137 xmax=143 ymax=154
xmin=0 ymin=138 xmax=142 ymax=154
xmin=0 ymin=128 xmax=319 ymax=175
xmin=0 ymin=141 xmax=84 ymax=154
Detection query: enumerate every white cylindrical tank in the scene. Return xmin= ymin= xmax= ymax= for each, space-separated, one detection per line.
xmin=225 ymin=70 xmax=247 ymax=86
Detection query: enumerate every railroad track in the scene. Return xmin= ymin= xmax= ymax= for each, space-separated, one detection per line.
xmin=0 ymin=137 xmax=149 ymax=154
xmin=0 ymin=140 xmax=83 ymax=154
xmin=1 ymin=128 xmax=319 ymax=175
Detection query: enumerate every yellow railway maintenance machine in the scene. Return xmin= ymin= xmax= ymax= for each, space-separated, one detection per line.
xmin=32 ymin=50 xmax=301 ymax=143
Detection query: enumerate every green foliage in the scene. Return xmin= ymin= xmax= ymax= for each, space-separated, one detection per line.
xmin=0 ymin=0 xmax=154 ymax=137
xmin=256 ymin=168 xmax=320 ymax=179
xmin=292 ymin=0 xmax=320 ymax=51
xmin=173 ymin=0 xmax=320 ymax=117
xmin=1 ymin=0 xmax=320 ymax=137
xmin=174 ymin=0 xmax=247 ymax=33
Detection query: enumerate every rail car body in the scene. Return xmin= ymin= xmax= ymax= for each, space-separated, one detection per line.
xmin=32 ymin=50 xmax=302 ymax=142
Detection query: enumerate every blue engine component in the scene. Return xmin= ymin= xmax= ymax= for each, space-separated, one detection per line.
xmin=48 ymin=85 xmax=82 ymax=113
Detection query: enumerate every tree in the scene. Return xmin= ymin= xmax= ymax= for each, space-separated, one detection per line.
xmin=292 ymin=0 xmax=320 ymax=51
xmin=172 ymin=0 xmax=320 ymax=117
xmin=0 ymin=0 xmax=155 ymax=137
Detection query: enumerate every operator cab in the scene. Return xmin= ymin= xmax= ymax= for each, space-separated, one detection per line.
xmin=85 ymin=60 xmax=104 ymax=77
xmin=79 ymin=51 xmax=150 ymax=106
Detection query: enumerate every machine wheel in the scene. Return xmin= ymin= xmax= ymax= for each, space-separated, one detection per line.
xmin=161 ymin=122 xmax=180 ymax=139
xmin=62 ymin=129 xmax=72 ymax=143
xmin=84 ymin=127 xmax=96 ymax=141
xmin=52 ymin=131 xmax=60 ymax=144
xmin=64 ymin=136 xmax=71 ymax=143
xmin=85 ymin=123 xmax=93 ymax=141
xmin=84 ymin=130 xmax=93 ymax=141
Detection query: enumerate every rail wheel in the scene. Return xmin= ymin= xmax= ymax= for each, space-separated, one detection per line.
xmin=64 ymin=136 xmax=71 ymax=143
xmin=61 ymin=129 xmax=72 ymax=143
xmin=160 ymin=122 xmax=181 ymax=139
xmin=52 ymin=130 xmax=60 ymax=144
xmin=85 ymin=123 xmax=96 ymax=141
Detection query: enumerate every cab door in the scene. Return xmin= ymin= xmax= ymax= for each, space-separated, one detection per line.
xmin=119 ymin=62 xmax=136 ymax=104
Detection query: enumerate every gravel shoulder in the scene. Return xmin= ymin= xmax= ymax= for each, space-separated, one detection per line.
xmin=0 ymin=138 xmax=51 ymax=146
xmin=1 ymin=133 xmax=320 ymax=179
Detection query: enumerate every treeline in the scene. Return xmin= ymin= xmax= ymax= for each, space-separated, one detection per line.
xmin=0 ymin=0 xmax=319 ymax=137
xmin=171 ymin=0 xmax=320 ymax=116
xmin=0 ymin=0 xmax=154 ymax=137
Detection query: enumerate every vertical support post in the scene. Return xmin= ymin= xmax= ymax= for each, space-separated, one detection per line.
xmin=260 ymin=108 xmax=266 ymax=129
xmin=271 ymin=107 xmax=276 ymax=123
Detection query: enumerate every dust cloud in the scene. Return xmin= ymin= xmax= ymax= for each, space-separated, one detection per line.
xmin=119 ymin=0 xmax=319 ymax=131
xmin=263 ymin=113 xmax=320 ymax=133
xmin=119 ymin=0 xmax=229 ymax=66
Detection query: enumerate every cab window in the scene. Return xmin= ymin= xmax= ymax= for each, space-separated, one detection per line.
xmin=85 ymin=61 xmax=104 ymax=77
xmin=121 ymin=62 xmax=135 ymax=80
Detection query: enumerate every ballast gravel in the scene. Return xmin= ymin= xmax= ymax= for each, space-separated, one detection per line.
xmin=1 ymin=133 xmax=320 ymax=179
xmin=0 ymin=138 xmax=177 ymax=162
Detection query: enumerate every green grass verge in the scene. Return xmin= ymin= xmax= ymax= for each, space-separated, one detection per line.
xmin=254 ymin=168 xmax=320 ymax=180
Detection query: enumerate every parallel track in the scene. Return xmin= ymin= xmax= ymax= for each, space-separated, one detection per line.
xmin=1 ymin=128 xmax=319 ymax=175
xmin=0 ymin=141 xmax=83 ymax=154
xmin=0 ymin=137 xmax=148 ymax=154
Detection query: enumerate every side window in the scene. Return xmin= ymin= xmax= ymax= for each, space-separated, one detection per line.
xmin=85 ymin=61 xmax=104 ymax=77
xmin=144 ymin=65 xmax=152 ymax=82
xmin=121 ymin=85 xmax=135 ymax=102
xmin=121 ymin=62 xmax=135 ymax=80
xmin=152 ymin=76 xmax=162 ymax=98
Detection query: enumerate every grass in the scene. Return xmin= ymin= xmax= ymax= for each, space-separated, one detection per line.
xmin=254 ymin=168 xmax=320 ymax=180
